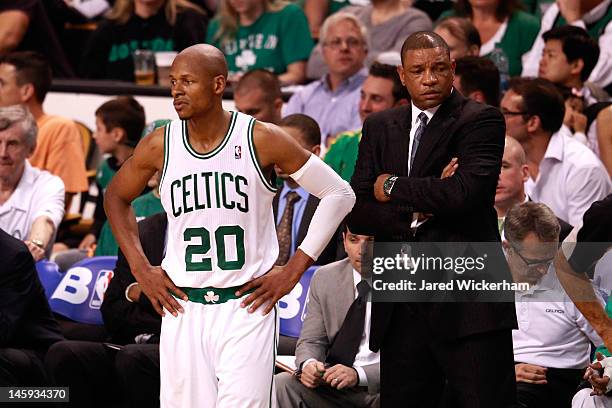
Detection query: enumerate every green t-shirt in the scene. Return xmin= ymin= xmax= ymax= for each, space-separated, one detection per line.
xmin=96 ymin=159 xmax=117 ymax=192
xmin=439 ymin=10 xmax=540 ymax=76
xmin=324 ymin=129 xmax=362 ymax=182
xmin=206 ymin=4 xmax=314 ymax=75
xmin=94 ymin=191 xmax=165 ymax=256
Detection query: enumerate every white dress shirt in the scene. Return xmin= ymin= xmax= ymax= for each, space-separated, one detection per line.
xmin=513 ymin=267 xmax=604 ymax=369
xmin=522 ymin=0 xmax=612 ymax=88
xmin=0 ymin=161 xmax=65 ymax=241
xmin=524 ymin=130 xmax=611 ymax=227
xmin=351 ymin=270 xmax=379 ymax=386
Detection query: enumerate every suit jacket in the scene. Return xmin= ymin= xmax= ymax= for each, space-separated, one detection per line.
xmin=100 ymin=213 xmax=166 ymax=344
xmin=272 ymin=190 xmax=339 ymax=266
xmin=295 ymin=258 xmax=380 ymax=394
xmin=348 ymin=91 xmax=517 ymax=350
xmin=0 ymin=229 xmax=63 ymax=350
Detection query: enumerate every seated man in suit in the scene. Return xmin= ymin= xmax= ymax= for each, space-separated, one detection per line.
xmin=496 ymin=136 xmax=572 ymax=240
xmin=275 ymin=114 xmax=339 ymax=266
xmin=0 ymin=228 xmax=64 ymax=386
xmin=275 ymin=225 xmax=379 ymax=407
xmin=45 ymin=213 xmax=166 ymax=408
xmin=504 ymin=202 xmax=605 ymax=408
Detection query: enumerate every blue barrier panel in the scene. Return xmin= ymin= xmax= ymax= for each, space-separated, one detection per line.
xmin=47 ymin=256 xmax=118 ymax=325
xmin=36 ymin=260 xmax=63 ymax=299
xmin=278 ymin=265 xmax=318 ymax=338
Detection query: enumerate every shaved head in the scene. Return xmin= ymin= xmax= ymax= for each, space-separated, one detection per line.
xmin=175 ymin=44 xmax=228 ymax=78
xmin=401 ymin=31 xmax=450 ymax=65
xmin=504 ymin=136 xmax=526 ymax=165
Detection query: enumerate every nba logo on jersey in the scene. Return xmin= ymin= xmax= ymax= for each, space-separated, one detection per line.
xmin=234 ymin=145 xmax=241 ymax=159
xmin=89 ymin=269 xmax=114 ymax=309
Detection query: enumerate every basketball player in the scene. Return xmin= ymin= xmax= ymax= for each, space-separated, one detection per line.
xmin=104 ymin=44 xmax=355 ymax=407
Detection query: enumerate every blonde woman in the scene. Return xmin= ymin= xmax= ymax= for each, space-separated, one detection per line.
xmin=81 ymin=0 xmax=208 ymax=82
xmin=206 ymin=0 xmax=313 ymax=85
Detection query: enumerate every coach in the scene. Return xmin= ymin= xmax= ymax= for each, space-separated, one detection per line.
xmin=348 ymin=31 xmax=518 ymax=407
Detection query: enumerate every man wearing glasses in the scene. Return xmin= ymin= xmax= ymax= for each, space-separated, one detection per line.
xmin=284 ymin=12 xmax=368 ymax=148
xmin=503 ymin=201 xmax=605 ymax=408
xmin=500 ymin=77 xmax=611 ymax=227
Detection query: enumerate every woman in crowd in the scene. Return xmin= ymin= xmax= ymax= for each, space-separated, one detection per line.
xmin=206 ymin=0 xmax=313 ymax=85
xmin=434 ymin=16 xmax=481 ymax=60
xmin=439 ymin=0 xmax=539 ymax=76
xmin=80 ymin=0 xmax=208 ymax=82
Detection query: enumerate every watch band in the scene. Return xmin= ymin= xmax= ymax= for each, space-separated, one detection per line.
xmin=383 ymin=176 xmax=398 ymax=197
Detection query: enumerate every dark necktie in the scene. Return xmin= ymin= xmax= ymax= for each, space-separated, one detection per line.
xmin=326 ymin=280 xmax=371 ymax=366
xmin=275 ymin=191 xmax=301 ymax=265
xmin=409 ymin=112 xmax=428 ymax=174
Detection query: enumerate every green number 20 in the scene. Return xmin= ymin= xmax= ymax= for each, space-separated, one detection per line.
xmin=184 ymin=225 xmax=245 ymax=271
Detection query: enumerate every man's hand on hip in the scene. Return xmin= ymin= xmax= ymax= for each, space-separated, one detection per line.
xmin=237 ymin=249 xmax=312 ymax=315
xmin=136 ymin=265 xmax=186 ymax=317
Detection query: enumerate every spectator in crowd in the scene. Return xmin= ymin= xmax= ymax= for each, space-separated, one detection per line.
xmin=234 ymin=69 xmax=283 ymax=123
xmin=504 ymin=202 xmax=605 ymax=408
xmin=0 ymin=52 xmax=88 ymax=210
xmin=79 ymin=96 xmax=146 ymax=252
xmin=538 ymin=26 xmax=605 ymax=105
xmin=306 ymin=0 xmax=433 ymax=79
xmin=495 ymin=136 xmax=573 ymax=240
xmin=522 ymin=0 xmax=612 ymax=93
xmin=206 ymin=0 xmax=313 ymax=85
xmin=537 ymin=26 xmax=612 ymax=170
xmin=434 ymin=16 xmax=482 ymax=60
xmin=439 ymin=0 xmax=540 ymax=76
xmin=0 ymin=0 xmax=75 ymax=78
xmin=0 ymin=105 xmax=64 ymax=261
xmin=275 ymin=225 xmax=379 ymax=407
xmin=0 ymin=228 xmax=64 ymax=386
xmin=501 ymin=77 xmax=611 ymax=226
xmin=81 ymin=0 xmax=208 ymax=82
xmin=284 ymin=13 xmax=368 ymax=147
xmin=45 ymin=213 xmax=165 ymax=408
xmin=453 ymin=55 xmax=500 ymax=106
xmin=274 ymin=114 xmax=339 ymax=266
xmin=324 ymin=61 xmax=409 ymax=182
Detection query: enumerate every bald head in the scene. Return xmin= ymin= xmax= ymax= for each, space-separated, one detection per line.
xmin=401 ymin=31 xmax=450 ymax=65
xmin=175 ymin=44 xmax=228 ymax=78
xmin=504 ymin=136 xmax=526 ymax=165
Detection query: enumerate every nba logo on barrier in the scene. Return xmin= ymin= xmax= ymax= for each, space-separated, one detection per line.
xmin=234 ymin=145 xmax=241 ymax=159
xmin=89 ymin=269 xmax=114 ymax=309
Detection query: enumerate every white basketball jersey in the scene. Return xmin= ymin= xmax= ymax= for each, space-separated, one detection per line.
xmin=158 ymin=112 xmax=279 ymax=288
